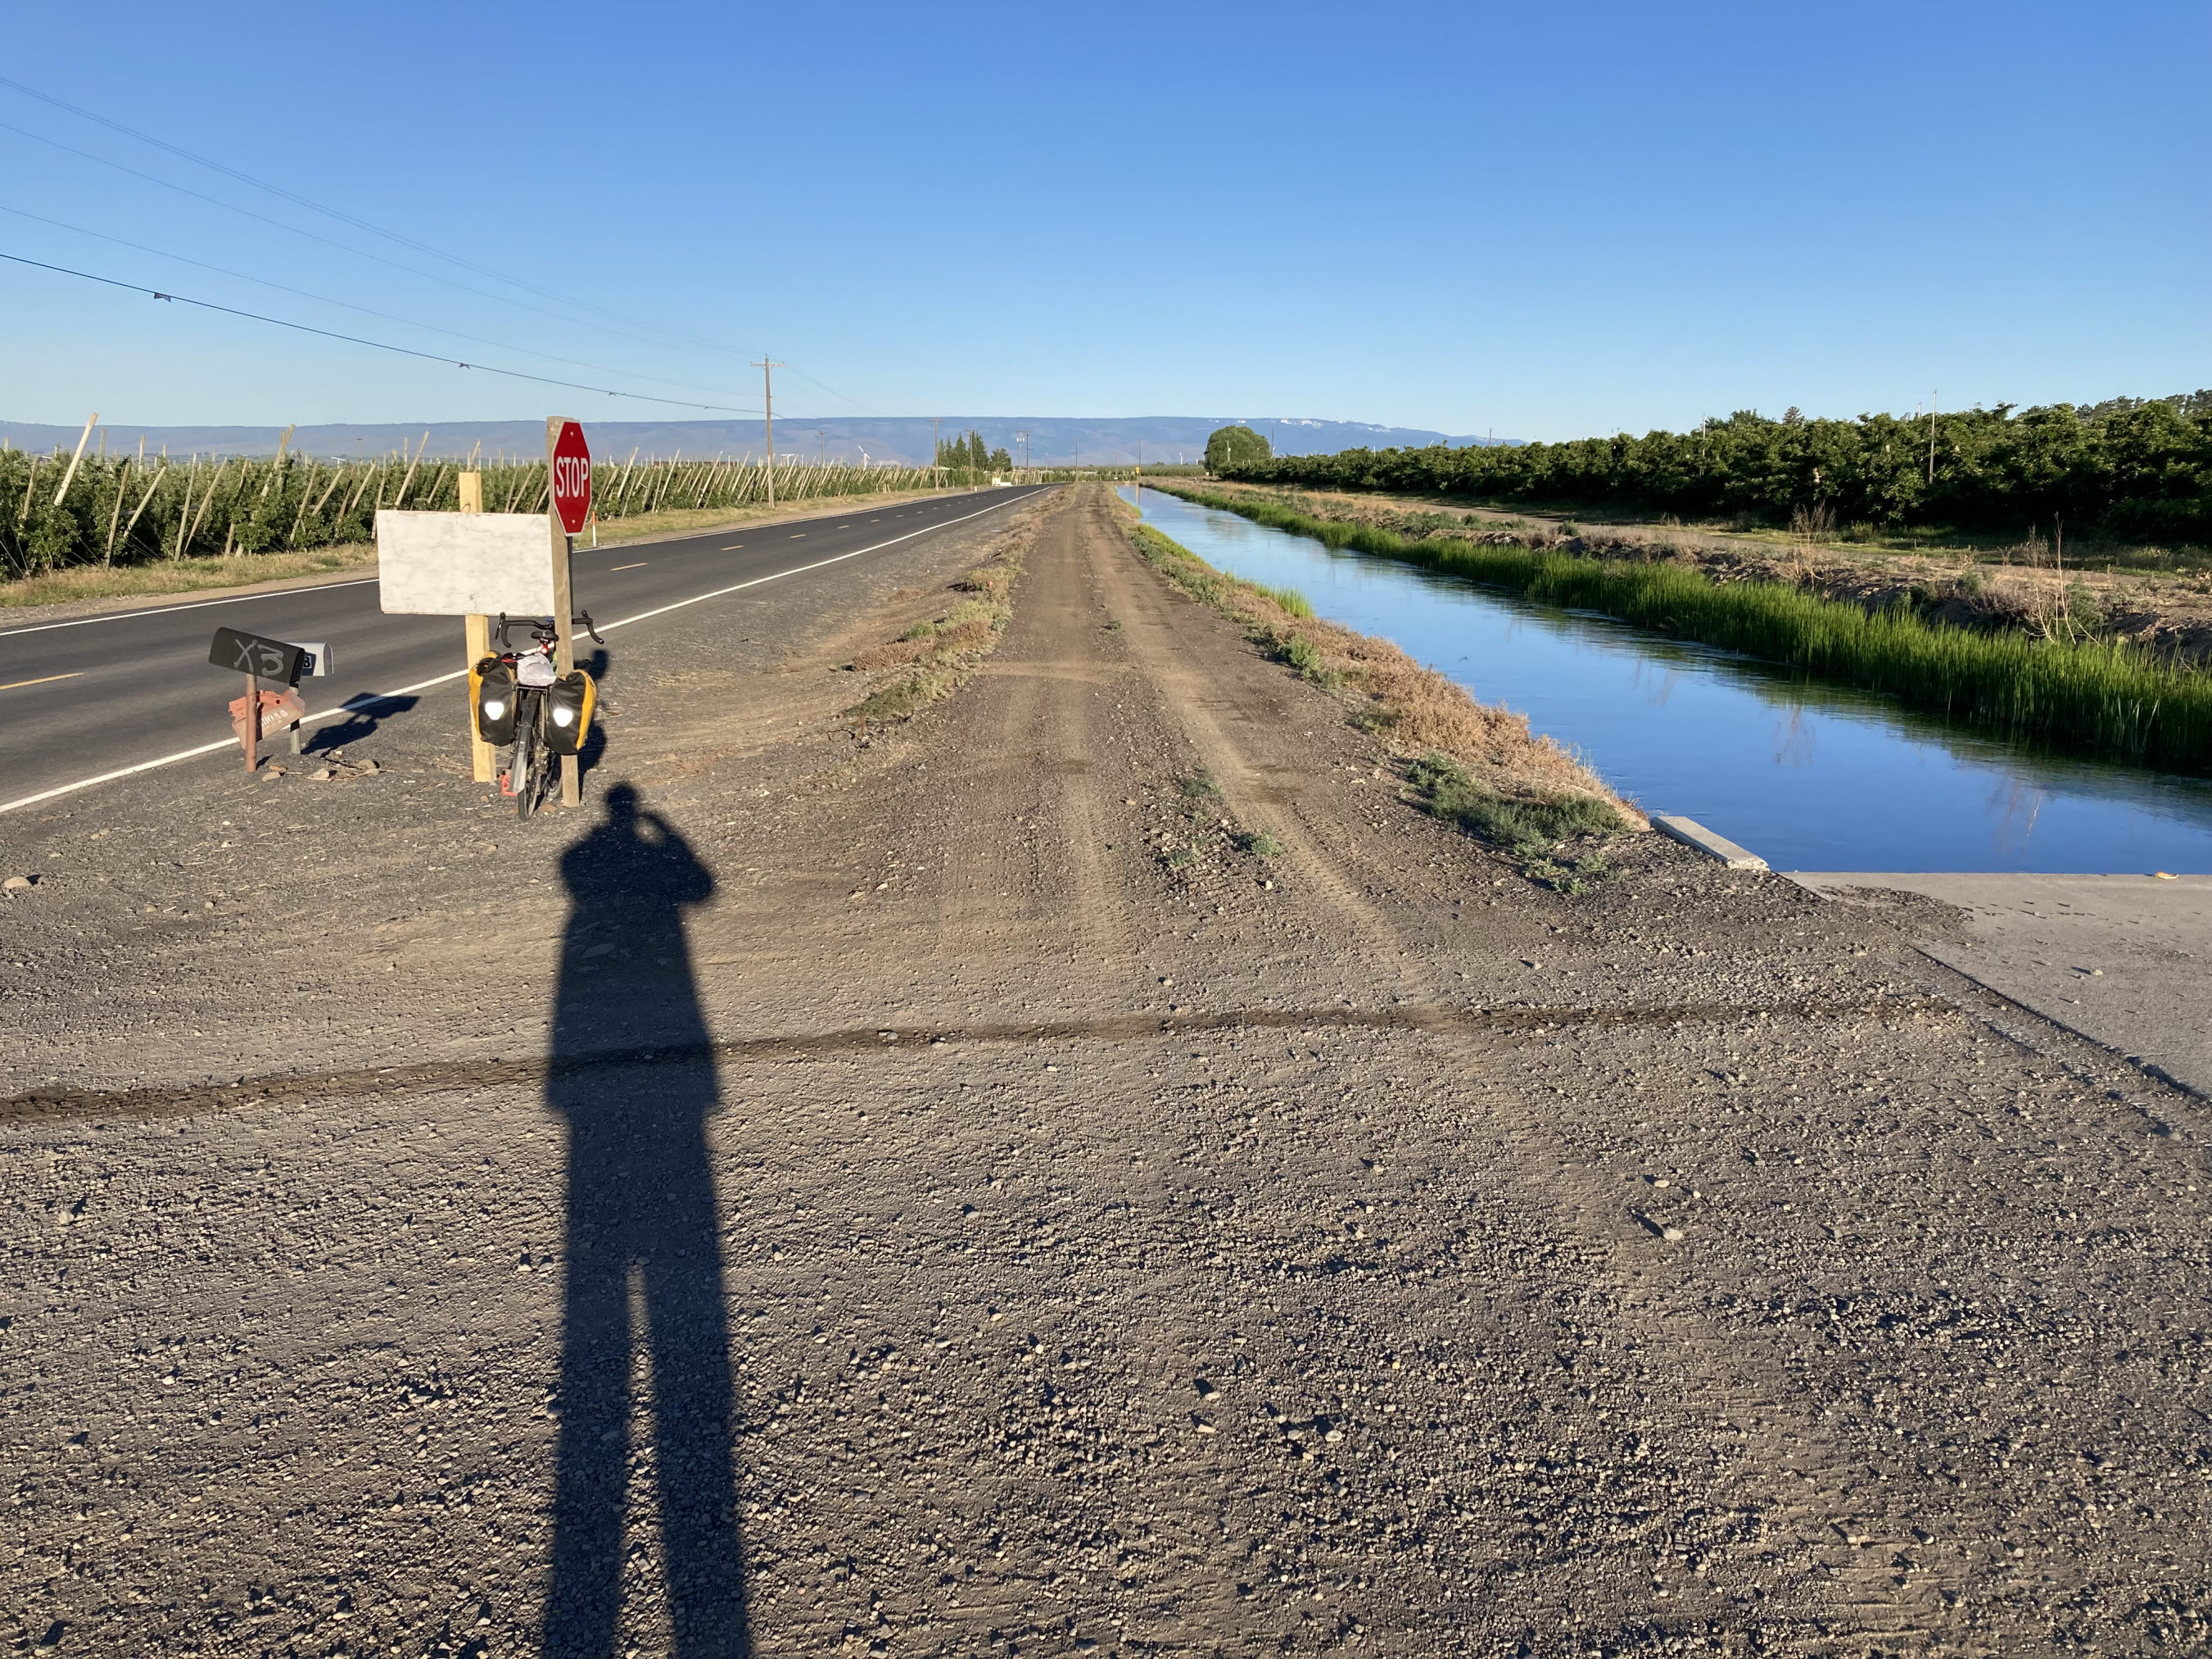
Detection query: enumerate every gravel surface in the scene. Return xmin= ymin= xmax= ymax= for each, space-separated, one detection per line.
xmin=3 ymin=486 xmax=2208 ymax=1656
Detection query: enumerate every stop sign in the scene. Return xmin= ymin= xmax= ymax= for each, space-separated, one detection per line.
xmin=550 ymin=421 xmax=592 ymax=535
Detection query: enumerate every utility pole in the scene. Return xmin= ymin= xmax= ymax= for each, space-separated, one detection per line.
xmin=932 ymin=416 xmax=940 ymax=490
xmin=754 ymin=359 xmax=785 ymax=505
xmin=1927 ymin=391 xmax=1938 ymax=488
xmin=1016 ymin=429 xmax=1029 ymax=477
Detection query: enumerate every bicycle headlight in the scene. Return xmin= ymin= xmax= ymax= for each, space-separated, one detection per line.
xmin=471 ymin=657 xmax=518 ymax=746
xmin=545 ymin=670 xmax=596 ymax=756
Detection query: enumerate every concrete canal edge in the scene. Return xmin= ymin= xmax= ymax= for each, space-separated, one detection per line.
xmin=1653 ymin=814 xmax=1769 ymax=870
xmin=1789 ymin=871 xmax=2212 ymax=1101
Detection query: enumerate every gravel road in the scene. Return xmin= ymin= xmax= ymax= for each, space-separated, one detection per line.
xmin=2 ymin=486 xmax=2207 ymax=1656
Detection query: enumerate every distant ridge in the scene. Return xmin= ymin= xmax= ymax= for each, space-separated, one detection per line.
xmin=0 ymin=414 xmax=1506 ymax=466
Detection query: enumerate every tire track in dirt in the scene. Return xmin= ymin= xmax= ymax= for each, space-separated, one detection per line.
xmin=923 ymin=495 xmax=1134 ymax=979
xmin=1089 ymin=492 xmax=1964 ymax=1635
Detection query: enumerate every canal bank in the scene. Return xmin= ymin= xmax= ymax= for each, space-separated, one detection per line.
xmin=1125 ymin=485 xmax=2212 ymax=874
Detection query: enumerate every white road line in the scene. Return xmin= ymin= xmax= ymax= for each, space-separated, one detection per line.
xmin=0 ymin=489 xmax=1036 ymax=816
xmin=0 ymin=577 xmax=382 ymax=639
xmin=0 ymin=490 xmax=1003 ymax=641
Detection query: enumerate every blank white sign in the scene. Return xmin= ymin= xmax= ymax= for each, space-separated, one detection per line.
xmin=376 ymin=511 xmax=558 ymax=616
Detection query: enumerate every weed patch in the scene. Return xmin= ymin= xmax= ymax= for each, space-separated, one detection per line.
xmin=1125 ymin=518 xmax=1638 ymax=828
xmin=1407 ymin=754 xmax=1626 ymax=848
xmin=844 ymin=510 xmax=1037 ymax=725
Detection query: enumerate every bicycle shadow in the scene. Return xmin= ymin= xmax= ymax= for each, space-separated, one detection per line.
xmin=542 ymin=782 xmax=748 ymax=1657
xmin=301 ymin=692 xmax=419 ymax=754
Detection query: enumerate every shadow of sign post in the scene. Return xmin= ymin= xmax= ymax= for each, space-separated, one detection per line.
xmin=543 ymin=783 xmax=748 ymax=1657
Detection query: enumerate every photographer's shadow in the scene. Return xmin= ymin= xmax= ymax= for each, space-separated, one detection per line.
xmin=543 ymin=783 xmax=747 ymax=1657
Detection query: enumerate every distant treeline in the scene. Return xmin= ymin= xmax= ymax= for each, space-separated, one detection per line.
xmin=935 ymin=429 xmax=1015 ymax=476
xmin=1218 ymin=395 xmax=2212 ymax=544
xmin=0 ymin=441 xmax=933 ymax=578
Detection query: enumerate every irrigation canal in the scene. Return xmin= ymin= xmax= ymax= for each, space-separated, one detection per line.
xmin=1125 ymin=485 xmax=2212 ymax=873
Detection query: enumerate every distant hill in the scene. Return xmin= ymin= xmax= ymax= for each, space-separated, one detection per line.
xmin=0 ymin=414 xmax=1505 ymax=466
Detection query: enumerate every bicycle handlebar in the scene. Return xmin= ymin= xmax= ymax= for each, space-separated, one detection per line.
xmin=493 ymin=612 xmax=604 ymax=649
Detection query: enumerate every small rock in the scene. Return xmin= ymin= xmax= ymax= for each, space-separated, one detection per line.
xmin=1662 ymin=1226 xmax=1685 ymax=1242
xmin=2 ymin=875 xmax=32 ymax=893
xmin=310 ymin=768 xmax=332 ymax=780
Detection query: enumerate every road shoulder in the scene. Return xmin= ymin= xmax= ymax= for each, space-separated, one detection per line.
xmin=1790 ymin=870 xmax=2212 ymax=1096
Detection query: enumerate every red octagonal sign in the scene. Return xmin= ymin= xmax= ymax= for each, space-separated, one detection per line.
xmin=550 ymin=421 xmax=592 ymax=536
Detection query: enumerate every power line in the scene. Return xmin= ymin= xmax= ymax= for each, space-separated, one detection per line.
xmin=0 ymin=83 xmax=884 ymax=420
xmin=0 ymin=74 xmax=693 ymax=350
xmin=0 ymin=249 xmax=771 ymax=416
xmin=0 ymin=200 xmax=771 ymax=406
xmin=0 ymin=115 xmax=704 ymax=359
xmin=0 ymin=114 xmax=870 ymax=417
xmin=0 ymin=78 xmax=866 ymax=389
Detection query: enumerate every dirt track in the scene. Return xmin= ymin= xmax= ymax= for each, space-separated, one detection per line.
xmin=3 ymin=486 xmax=2209 ymax=1656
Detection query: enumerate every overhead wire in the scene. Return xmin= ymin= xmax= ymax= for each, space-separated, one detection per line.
xmin=0 ymin=251 xmax=768 ymax=416
xmin=0 ymin=74 xmax=709 ymax=350
xmin=0 ymin=80 xmax=879 ymax=426
xmin=0 ymin=201 xmax=777 ymax=405
xmin=0 ymin=117 xmax=717 ymax=360
xmin=0 ymin=111 xmax=865 ymax=413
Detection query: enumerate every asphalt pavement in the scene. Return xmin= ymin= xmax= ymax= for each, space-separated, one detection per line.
xmin=0 ymin=486 xmax=1047 ymax=814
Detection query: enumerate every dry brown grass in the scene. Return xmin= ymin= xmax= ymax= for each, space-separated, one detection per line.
xmin=0 ymin=542 xmax=377 ymax=611
xmin=1124 ymin=521 xmax=1641 ymax=830
xmin=841 ymin=503 xmax=1044 ymax=724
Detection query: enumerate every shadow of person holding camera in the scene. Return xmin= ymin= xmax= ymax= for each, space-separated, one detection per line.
xmin=541 ymin=783 xmax=746 ymax=1657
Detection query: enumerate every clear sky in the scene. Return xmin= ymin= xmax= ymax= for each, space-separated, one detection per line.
xmin=2 ymin=1 xmax=2203 ymax=441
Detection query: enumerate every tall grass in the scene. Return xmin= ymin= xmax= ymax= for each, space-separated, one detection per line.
xmin=0 ymin=442 xmax=936 ymax=581
xmin=1156 ymin=486 xmax=2212 ymax=771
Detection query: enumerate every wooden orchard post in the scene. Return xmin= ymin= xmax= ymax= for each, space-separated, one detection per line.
xmin=458 ymin=469 xmax=495 ymax=784
xmin=546 ymin=418 xmax=581 ymax=807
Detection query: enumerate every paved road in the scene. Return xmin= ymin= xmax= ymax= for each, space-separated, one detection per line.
xmin=0 ymin=486 xmax=1049 ymax=813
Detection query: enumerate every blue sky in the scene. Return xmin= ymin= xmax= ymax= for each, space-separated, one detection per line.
xmin=2 ymin=1 xmax=2203 ymax=440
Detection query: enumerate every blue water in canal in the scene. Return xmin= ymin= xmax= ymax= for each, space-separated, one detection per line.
xmin=1124 ymin=486 xmax=2212 ymax=873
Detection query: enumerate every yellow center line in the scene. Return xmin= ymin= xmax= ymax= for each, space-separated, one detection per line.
xmin=609 ymin=562 xmax=648 ymax=571
xmin=0 ymin=671 xmax=82 ymax=693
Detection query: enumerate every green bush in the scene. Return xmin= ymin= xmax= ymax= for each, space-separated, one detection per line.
xmin=1218 ymin=396 xmax=2212 ymax=544
xmin=1408 ymin=754 xmax=1625 ymax=848
xmin=1204 ymin=424 xmax=1274 ymax=475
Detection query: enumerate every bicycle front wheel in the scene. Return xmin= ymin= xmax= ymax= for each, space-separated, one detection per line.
xmin=514 ymin=697 xmax=543 ymax=820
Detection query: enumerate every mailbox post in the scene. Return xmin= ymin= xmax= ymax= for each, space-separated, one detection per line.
xmin=210 ymin=627 xmax=327 ymax=771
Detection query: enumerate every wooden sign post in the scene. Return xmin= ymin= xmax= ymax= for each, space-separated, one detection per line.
xmin=457 ymin=469 xmax=495 ymax=784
